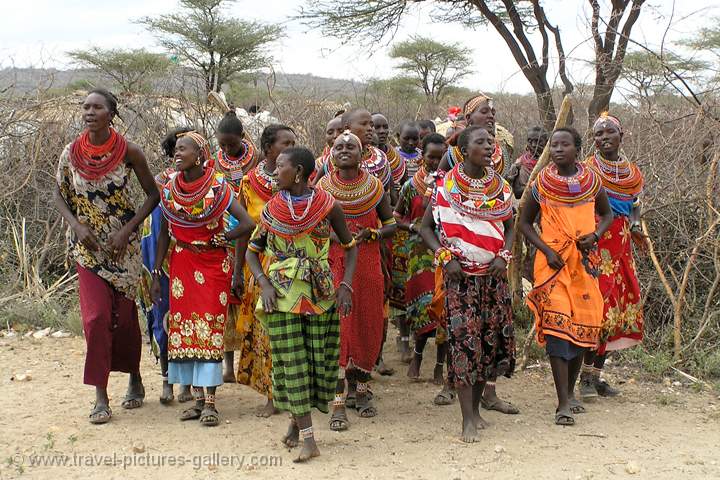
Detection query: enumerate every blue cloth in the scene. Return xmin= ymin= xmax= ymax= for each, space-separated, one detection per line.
xmin=168 ymin=361 xmax=223 ymax=387
xmin=608 ymin=196 xmax=633 ymax=217
xmin=545 ymin=335 xmax=585 ymax=361
xmin=140 ymin=207 xmax=169 ymax=357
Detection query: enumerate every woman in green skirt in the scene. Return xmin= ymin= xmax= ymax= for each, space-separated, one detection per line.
xmin=246 ymin=147 xmax=357 ymax=463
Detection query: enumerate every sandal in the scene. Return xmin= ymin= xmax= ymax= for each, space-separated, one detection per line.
xmin=180 ymin=404 xmax=203 ymax=421
xmin=200 ymin=405 xmax=220 ymax=426
xmin=121 ymin=386 xmax=145 ymax=410
xmin=355 ymin=395 xmax=377 ymax=418
xmin=555 ymin=409 xmax=575 ymax=426
xmin=89 ymin=404 xmax=112 ymax=424
xmin=329 ymin=410 xmax=349 ymax=431
xmin=569 ymin=398 xmax=586 ymax=414
xmin=481 ymin=397 xmax=519 ymax=414
xmin=433 ymin=387 xmax=456 ymax=406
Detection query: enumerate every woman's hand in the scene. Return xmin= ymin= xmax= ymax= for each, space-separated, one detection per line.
xmin=630 ymin=228 xmax=649 ymax=253
xmin=576 ymin=232 xmax=598 ymax=253
xmin=444 ymin=258 xmax=464 ymax=282
xmin=231 ymin=272 xmax=244 ymax=299
xmin=259 ymin=281 xmax=277 ymax=313
xmin=544 ymin=249 xmax=565 ymax=270
xmin=150 ymin=275 xmax=162 ymax=305
xmin=107 ymin=227 xmax=131 ymax=262
xmin=354 ymin=228 xmax=371 ymax=243
xmin=74 ymin=222 xmax=100 ymax=252
xmin=487 ymin=257 xmax=508 ymax=279
xmin=337 ymin=284 xmax=353 ymax=316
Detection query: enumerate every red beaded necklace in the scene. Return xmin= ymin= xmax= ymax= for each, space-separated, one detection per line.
xmin=70 ymin=128 xmax=128 ymax=180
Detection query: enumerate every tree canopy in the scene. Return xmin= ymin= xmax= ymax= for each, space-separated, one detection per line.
xmin=139 ymin=0 xmax=282 ymax=92
xmin=67 ymin=48 xmax=171 ymax=93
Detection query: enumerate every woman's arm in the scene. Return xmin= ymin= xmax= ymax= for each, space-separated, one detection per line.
xmin=328 ymin=203 xmax=358 ymax=316
xmin=246 ymin=231 xmax=276 ymax=313
xmin=226 ymin=198 xmax=254 ymax=298
xmin=519 ymin=196 xmax=564 ymax=270
xmin=108 ymin=143 xmax=160 ymax=262
xmin=487 ymin=217 xmax=514 ymax=278
xmin=577 ymin=189 xmax=614 ymax=252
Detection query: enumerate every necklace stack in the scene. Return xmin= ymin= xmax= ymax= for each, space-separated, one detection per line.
xmin=319 ymin=168 xmax=384 ymax=218
xmin=362 ymin=146 xmax=392 ymax=188
xmin=70 ymin=128 xmax=128 ymax=180
xmin=215 ymin=140 xmax=256 ymax=182
xmin=386 ymin=146 xmax=406 ymax=184
xmin=589 ymin=152 xmax=643 ymax=202
xmin=398 ymin=147 xmax=422 ymax=177
xmin=534 ymin=162 xmax=601 ymax=206
xmin=444 ymin=163 xmax=511 ymax=221
xmin=247 ymin=160 xmax=276 ymax=201
xmin=161 ymin=169 xmax=232 ymax=226
xmin=412 ymin=166 xmax=430 ymax=197
xmin=262 ymin=188 xmax=335 ymax=239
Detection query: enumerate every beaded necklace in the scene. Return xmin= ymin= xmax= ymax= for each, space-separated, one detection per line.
xmin=318 ymin=168 xmax=384 ymax=218
xmin=443 ymin=163 xmax=512 ymax=221
xmin=247 ymin=160 xmax=276 ymax=202
xmin=448 ymin=142 xmax=504 ymax=174
xmin=398 ymin=147 xmax=422 ymax=178
xmin=262 ymin=188 xmax=335 ymax=239
xmin=385 ymin=146 xmax=406 ymax=184
xmin=411 ymin=166 xmax=430 ymax=198
xmin=161 ymin=169 xmax=232 ymax=226
xmin=533 ymin=162 xmax=601 ymax=206
xmin=215 ymin=139 xmax=256 ymax=182
xmin=362 ymin=146 xmax=392 ymax=188
xmin=588 ymin=152 xmax=643 ymax=201
xmin=70 ymin=128 xmax=128 ymax=180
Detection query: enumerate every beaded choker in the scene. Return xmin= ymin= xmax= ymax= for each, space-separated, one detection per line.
xmin=411 ymin=166 xmax=432 ymax=198
xmin=448 ymin=142 xmax=504 ymax=174
xmin=160 ymin=169 xmax=233 ymax=226
xmin=362 ymin=146 xmax=392 ymax=188
xmin=247 ymin=160 xmax=276 ymax=202
xmin=215 ymin=140 xmax=257 ymax=182
xmin=386 ymin=146 xmax=406 ymax=184
xmin=533 ymin=162 xmax=601 ymax=206
xmin=70 ymin=128 xmax=128 ymax=180
xmin=318 ymin=168 xmax=384 ymax=218
xmin=398 ymin=147 xmax=422 ymax=177
xmin=261 ymin=188 xmax=335 ymax=239
xmin=443 ymin=163 xmax=512 ymax=221
xmin=588 ymin=152 xmax=643 ymax=202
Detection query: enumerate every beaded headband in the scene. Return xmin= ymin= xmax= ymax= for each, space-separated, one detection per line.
xmin=593 ymin=112 xmax=622 ymax=133
xmin=464 ymin=93 xmax=494 ymax=116
xmin=177 ymin=130 xmax=212 ymax=162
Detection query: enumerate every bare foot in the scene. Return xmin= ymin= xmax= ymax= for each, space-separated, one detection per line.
xmin=398 ymin=339 xmax=412 ymax=364
xmin=294 ymin=438 xmax=321 ymax=463
xmin=159 ymin=381 xmax=174 ymax=405
xmin=255 ymin=399 xmax=279 ymax=418
xmin=281 ymin=419 xmax=299 ymax=448
xmin=177 ymin=386 xmax=193 ymax=403
xmin=407 ymin=354 xmax=421 ymax=379
xmin=375 ymin=359 xmax=395 ymax=376
xmin=473 ymin=412 xmax=489 ymax=429
xmin=432 ymin=363 xmax=444 ymax=385
xmin=461 ymin=417 xmax=480 ymax=443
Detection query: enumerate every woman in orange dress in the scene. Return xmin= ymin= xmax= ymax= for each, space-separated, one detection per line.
xmin=520 ymin=128 xmax=613 ymax=426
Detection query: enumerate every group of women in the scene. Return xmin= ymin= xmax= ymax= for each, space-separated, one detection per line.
xmin=55 ymin=88 xmax=646 ymax=462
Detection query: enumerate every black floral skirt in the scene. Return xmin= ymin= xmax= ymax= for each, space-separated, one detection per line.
xmin=445 ymin=274 xmax=515 ymax=388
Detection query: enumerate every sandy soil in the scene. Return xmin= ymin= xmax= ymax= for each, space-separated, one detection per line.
xmin=1 ymin=333 xmax=719 ymax=480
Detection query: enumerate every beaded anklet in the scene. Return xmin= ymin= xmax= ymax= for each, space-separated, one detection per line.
xmin=299 ymin=426 xmax=314 ymax=439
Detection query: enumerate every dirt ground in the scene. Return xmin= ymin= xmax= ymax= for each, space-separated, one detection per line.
xmin=1 ymin=332 xmax=719 ymax=480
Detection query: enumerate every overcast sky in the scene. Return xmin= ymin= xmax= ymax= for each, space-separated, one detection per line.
xmin=2 ymin=0 xmax=718 ymax=95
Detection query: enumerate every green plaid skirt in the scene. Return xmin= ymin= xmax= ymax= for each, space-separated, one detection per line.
xmin=265 ymin=309 xmax=340 ymax=416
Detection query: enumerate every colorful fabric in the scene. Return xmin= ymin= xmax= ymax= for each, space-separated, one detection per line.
xmin=596 ymin=216 xmax=644 ymax=353
xmin=57 ymin=144 xmax=142 ymax=299
xmin=138 ymin=207 xmax=169 ymax=359
xmin=445 ymin=274 xmax=515 ymax=388
xmin=400 ymin=179 xmax=436 ymax=336
xmin=265 ymin=310 xmax=340 ymax=416
xmin=245 ymin=160 xmax=275 ymax=204
xmin=506 ymin=152 xmax=538 ymax=199
xmin=168 ymin=361 xmax=222 ymax=387
xmin=77 ymin=264 xmax=142 ymax=388
xmin=388 ymin=228 xmax=409 ymax=311
xmin=431 ymin=165 xmax=513 ymax=275
xmin=159 ymin=170 xmax=233 ymax=228
xmin=526 ymin=196 xmax=603 ymax=349
xmin=586 ymin=152 xmax=644 ymax=204
xmin=428 ymin=267 xmax=448 ymax=343
xmin=251 ymin=217 xmax=336 ymax=316
xmin=329 ymin=207 xmax=384 ymax=373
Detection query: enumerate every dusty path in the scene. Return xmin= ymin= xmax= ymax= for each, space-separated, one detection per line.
xmin=1 ymin=333 xmax=719 ymax=480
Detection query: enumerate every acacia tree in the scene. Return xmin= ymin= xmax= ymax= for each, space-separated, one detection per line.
xmin=389 ymin=36 xmax=472 ymax=106
xmin=67 ymin=48 xmax=171 ymax=93
xmin=587 ymin=0 xmax=646 ymax=125
xmin=139 ymin=0 xmax=282 ymax=92
xmin=299 ymin=0 xmax=573 ymax=130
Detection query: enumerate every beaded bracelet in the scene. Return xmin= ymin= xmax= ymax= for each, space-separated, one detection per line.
xmin=151 ymin=268 xmax=163 ymax=277
xmin=339 ymin=281 xmax=354 ymax=293
xmin=435 ymin=248 xmax=453 ymax=267
xmin=368 ymin=228 xmax=379 ymax=241
xmin=340 ymin=238 xmax=357 ymax=250
xmin=381 ymin=217 xmax=397 ymax=226
xmin=496 ymin=249 xmax=513 ymax=263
